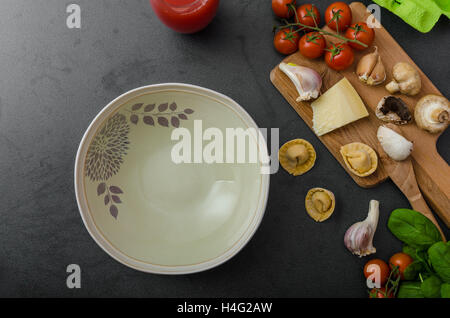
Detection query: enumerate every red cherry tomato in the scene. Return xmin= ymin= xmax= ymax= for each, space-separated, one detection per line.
xmin=273 ymin=28 xmax=299 ymax=55
xmin=325 ymin=2 xmax=352 ymax=32
xmin=389 ymin=252 xmax=413 ymax=280
xmin=324 ymin=42 xmax=354 ymax=70
xmin=364 ymin=259 xmax=390 ymax=287
xmin=296 ymin=4 xmax=321 ymax=28
xmin=370 ymin=287 xmax=395 ymax=298
xmin=345 ymin=22 xmax=375 ymax=50
xmin=299 ymin=32 xmax=326 ymax=59
xmin=272 ymin=0 xmax=296 ymax=19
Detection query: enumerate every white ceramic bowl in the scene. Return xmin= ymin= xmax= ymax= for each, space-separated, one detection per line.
xmin=75 ymin=83 xmax=269 ymax=274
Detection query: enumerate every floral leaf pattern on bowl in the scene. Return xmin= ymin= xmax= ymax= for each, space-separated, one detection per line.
xmin=85 ymin=114 xmax=129 ymax=219
xmin=85 ymin=114 xmax=130 ymax=182
xmin=86 ymin=102 xmax=194 ymax=219
xmin=96 ymin=182 xmax=123 ymax=219
xmin=127 ymin=102 xmax=194 ymax=128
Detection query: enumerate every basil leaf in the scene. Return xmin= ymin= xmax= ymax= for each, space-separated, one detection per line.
xmin=402 ymin=245 xmax=417 ymax=259
xmin=441 ymin=283 xmax=450 ymax=298
xmin=428 ymin=242 xmax=450 ymax=283
xmin=388 ymin=209 xmax=441 ymax=249
xmin=403 ymin=260 xmax=424 ymax=281
xmin=421 ymin=275 xmax=442 ymax=298
xmin=398 ymin=281 xmax=424 ymax=298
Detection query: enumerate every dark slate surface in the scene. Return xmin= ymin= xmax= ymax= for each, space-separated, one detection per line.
xmin=0 ymin=0 xmax=448 ymax=297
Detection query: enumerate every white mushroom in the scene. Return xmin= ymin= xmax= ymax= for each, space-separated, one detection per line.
xmin=385 ymin=62 xmax=421 ymax=96
xmin=414 ymin=94 xmax=449 ymax=134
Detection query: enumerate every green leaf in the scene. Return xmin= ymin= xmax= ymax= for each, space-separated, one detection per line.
xmin=421 ymin=275 xmax=442 ymax=298
xmin=441 ymin=283 xmax=450 ymax=298
xmin=398 ymin=281 xmax=424 ymax=298
xmin=403 ymin=261 xmax=424 ymax=281
xmin=428 ymin=242 xmax=450 ymax=283
xmin=388 ymin=209 xmax=442 ymax=249
xmin=403 ymin=245 xmax=418 ymax=259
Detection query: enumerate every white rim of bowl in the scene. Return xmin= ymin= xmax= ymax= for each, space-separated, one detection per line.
xmin=74 ymin=83 xmax=270 ymax=274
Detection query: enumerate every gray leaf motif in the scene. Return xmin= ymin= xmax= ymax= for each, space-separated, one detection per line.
xmin=131 ymin=103 xmax=143 ymax=111
xmin=112 ymin=195 xmax=121 ymax=203
xmin=184 ymin=108 xmax=194 ymax=114
xmin=171 ymin=116 xmax=180 ymax=128
xmin=178 ymin=113 xmax=188 ymax=120
xmin=110 ymin=205 xmax=118 ymax=219
xmin=110 ymin=186 xmax=123 ymax=194
xmin=130 ymin=114 xmax=139 ymax=125
xmin=158 ymin=117 xmax=169 ymax=127
xmin=158 ymin=103 xmax=168 ymax=112
xmin=169 ymin=102 xmax=177 ymax=111
xmin=143 ymin=115 xmax=154 ymax=126
xmin=144 ymin=104 xmax=155 ymax=112
xmin=104 ymin=195 xmax=110 ymax=205
xmin=97 ymin=183 xmax=106 ymax=196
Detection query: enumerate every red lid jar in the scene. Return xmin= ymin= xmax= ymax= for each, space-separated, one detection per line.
xmin=150 ymin=0 xmax=220 ymax=34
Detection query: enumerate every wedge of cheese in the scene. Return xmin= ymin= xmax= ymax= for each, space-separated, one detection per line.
xmin=311 ymin=78 xmax=369 ymax=136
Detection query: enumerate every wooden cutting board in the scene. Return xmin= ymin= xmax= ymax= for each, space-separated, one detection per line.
xmin=270 ymin=2 xmax=450 ymax=227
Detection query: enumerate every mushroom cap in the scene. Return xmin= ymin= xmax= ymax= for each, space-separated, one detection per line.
xmin=340 ymin=142 xmax=378 ymax=177
xmin=305 ymin=188 xmax=335 ymax=222
xmin=279 ymin=139 xmax=316 ymax=176
xmin=414 ymin=94 xmax=449 ymax=134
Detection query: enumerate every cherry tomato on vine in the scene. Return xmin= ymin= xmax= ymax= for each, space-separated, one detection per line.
xmin=325 ymin=2 xmax=352 ymax=32
xmin=324 ymin=42 xmax=354 ymax=70
xmin=389 ymin=252 xmax=413 ymax=280
xmin=295 ymin=4 xmax=321 ymax=28
xmin=299 ymin=32 xmax=325 ymax=59
xmin=369 ymin=287 xmax=395 ymax=298
xmin=345 ymin=22 xmax=374 ymax=50
xmin=274 ymin=28 xmax=299 ymax=55
xmin=272 ymin=0 xmax=296 ymax=19
xmin=364 ymin=259 xmax=390 ymax=287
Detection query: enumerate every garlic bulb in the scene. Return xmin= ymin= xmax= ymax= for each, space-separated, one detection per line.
xmin=279 ymin=62 xmax=322 ymax=102
xmin=344 ymin=200 xmax=379 ymax=257
xmin=377 ymin=125 xmax=413 ymax=161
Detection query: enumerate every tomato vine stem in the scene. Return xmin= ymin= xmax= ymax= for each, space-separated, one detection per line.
xmin=281 ymin=3 xmax=368 ymax=48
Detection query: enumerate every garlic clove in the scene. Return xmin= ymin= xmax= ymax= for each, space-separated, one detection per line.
xmin=367 ymin=55 xmax=386 ymax=85
xmin=356 ymin=47 xmax=385 ymax=86
xmin=279 ymin=62 xmax=322 ymax=102
xmin=344 ymin=200 xmax=379 ymax=257
xmin=377 ymin=125 xmax=413 ymax=161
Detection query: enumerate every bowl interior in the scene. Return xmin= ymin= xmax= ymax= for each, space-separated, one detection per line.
xmin=77 ymin=85 xmax=268 ymax=271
